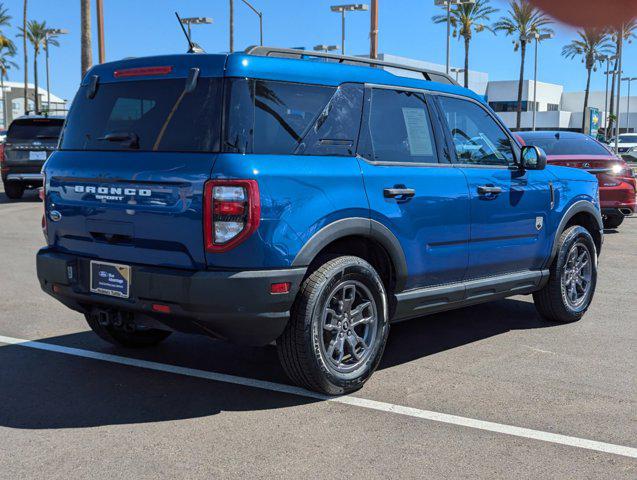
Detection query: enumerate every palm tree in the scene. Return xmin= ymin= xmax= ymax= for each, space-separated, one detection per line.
xmin=18 ymin=20 xmax=50 ymax=113
xmin=0 ymin=44 xmax=17 ymax=127
xmin=80 ymin=0 xmax=92 ymax=78
xmin=432 ymin=0 xmax=498 ymax=88
xmin=562 ymin=29 xmax=613 ymax=132
xmin=0 ymin=3 xmax=14 ymax=50
xmin=494 ymin=0 xmax=553 ymax=130
xmin=608 ymin=20 xmax=636 ymax=136
xmin=22 ymin=0 xmax=27 ymax=115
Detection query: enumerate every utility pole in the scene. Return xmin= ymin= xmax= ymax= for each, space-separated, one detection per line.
xmin=96 ymin=0 xmax=105 ymax=63
xmin=614 ymin=26 xmax=623 ymax=154
xmin=229 ymin=0 xmax=234 ymax=52
xmin=370 ymin=0 xmax=378 ymax=59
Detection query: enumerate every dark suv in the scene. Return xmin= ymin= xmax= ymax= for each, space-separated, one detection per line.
xmin=37 ymin=48 xmax=603 ymax=395
xmin=1 ymin=116 xmax=64 ymax=199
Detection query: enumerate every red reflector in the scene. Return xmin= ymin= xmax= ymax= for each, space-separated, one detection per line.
xmin=213 ymin=201 xmax=245 ymax=216
xmin=152 ymin=304 xmax=171 ymax=314
xmin=114 ymin=66 xmax=173 ymax=78
xmin=270 ymin=282 xmax=291 ymax=295
xmin=52 ymin=284 xmax=61 ymax=293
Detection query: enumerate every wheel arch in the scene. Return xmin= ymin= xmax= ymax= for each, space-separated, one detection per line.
xmin=292 ymin=218 xmax=408 ymax=293
xmin=547 ymin=200 xmax=603 ymax=267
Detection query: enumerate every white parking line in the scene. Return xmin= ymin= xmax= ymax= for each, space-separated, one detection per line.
xmin=1 ymin=333 xmax=636 ymax=459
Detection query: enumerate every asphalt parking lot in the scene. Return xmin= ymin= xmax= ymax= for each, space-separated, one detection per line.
xmin=0 ymin=185 xmax=635 ymax=479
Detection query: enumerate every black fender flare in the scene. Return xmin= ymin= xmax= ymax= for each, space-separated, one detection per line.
xmin=546 ymin=200 xmax=603 ymax=267
xmin=292 ymin=217 xmax=408 ymax=292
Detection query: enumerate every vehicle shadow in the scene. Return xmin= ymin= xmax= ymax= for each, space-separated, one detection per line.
xmin=0 ymin=298 xmax=556 ymax=430
xmin=0 ymin=189 xmax=41 ymax=205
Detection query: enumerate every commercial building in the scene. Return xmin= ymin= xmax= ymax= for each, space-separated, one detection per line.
xmin=0 ymin=81 xmax=67 ymax=130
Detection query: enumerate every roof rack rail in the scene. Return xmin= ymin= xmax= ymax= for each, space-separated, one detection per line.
xmin=244 ymin=46 xmax=459 ymax=86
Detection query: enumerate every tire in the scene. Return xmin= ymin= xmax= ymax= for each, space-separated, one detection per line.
xmin=603 ymin=214 xmax=624 ymax=229
xmin=85 ymin=313 xmax=171 ymax=348
xmin=3 ymin=182 xmax=25 ymax=200
xmin=277 ymin=256 xmax=390 ymax=395
xmin=533 ymin=225 xmax=597 ymax=323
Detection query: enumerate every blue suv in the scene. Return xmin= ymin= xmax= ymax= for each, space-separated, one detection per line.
xmin=37 ymin=47 xmax=603 ymax=394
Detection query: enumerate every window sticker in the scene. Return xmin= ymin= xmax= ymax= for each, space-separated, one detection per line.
xmin=401 ymin=107 xmax=433 ymax=156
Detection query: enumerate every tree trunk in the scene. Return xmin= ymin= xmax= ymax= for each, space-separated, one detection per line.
xmin=463 ymin=36 xmax=470 ymax=89
xmin=229 ymin=0 xmax=234 ymax=53
xmin=608 ymin=52 xmax=619 ymax=135
xmin=516 ymin=41 xmax=527 ymax=130
xmin=582 ymin=67 xmax=592 ymax=133
xmin=33 ymin=49 xmax=39 ymax=113
xmin=80 ymin=0 xmax=92 ymax=79
xmin=22 ymin=0 xmax=27 ymax=114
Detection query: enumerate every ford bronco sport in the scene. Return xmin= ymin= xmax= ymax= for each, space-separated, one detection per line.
xmin=37 ymin=48 xmax=603 ymax=395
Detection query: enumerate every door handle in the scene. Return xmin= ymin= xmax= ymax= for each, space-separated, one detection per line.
xmin=477 ymin=185 xmax=503 ymax=195
xmin=384 ymin=187 xmax=416 ymax=199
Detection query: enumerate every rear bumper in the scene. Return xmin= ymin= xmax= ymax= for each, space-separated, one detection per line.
xmin=36 ymin=248 xmax=306 ymax=346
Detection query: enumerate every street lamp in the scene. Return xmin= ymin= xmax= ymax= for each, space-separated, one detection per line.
xmin=180 ymin=17 xmax=213 ymax=40
xmin=621 ymin=77 xmax=637 ymax=132
xmin=330 ymin=4 xmax=369 ymax=55
xmin=599 ymin=54 xmax=618 ymax=139
xmin=434 ymin=0 xmax=475 ymax=75
xmin=521 ymin=31 xmax=553 ymax=131
xmin=44 ymin=28 xmax=68 ymax=113
xmin=450 ymin=67 xmax=465 ymax=83
xmin=240 ymin=0 xmax=263 ymax=47
xmin=313 ymin=44 xmax=339 ymax=53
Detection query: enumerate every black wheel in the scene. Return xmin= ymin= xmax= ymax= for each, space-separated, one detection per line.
xmin=533 ymin=226 xmax=597 ymax=323
xmin=85 ymin=313 xmax=171 ymax=348
xmin=3 ymin=182 xmax=25 ymax=200
xmin=603 ymin=214 xmax=624 ymax=229
xmin=277 ymin=256 xmax=389 ymax=395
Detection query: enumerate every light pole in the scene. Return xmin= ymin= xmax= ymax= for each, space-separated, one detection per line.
xmin=621 ymin=77 xmax=637 ymax=132
xmin=44 ymin=28 xmax=68 ymax=113
xmin=522 ymin=31 xmax=553 ymax=131
xmin=313 ymin=44 xmax=339 ymax=53
xmin=450 ymin=67 xmax=465 ymax=83
xmin=330 ymin=4 xmax=369 ymax=55
xmin=614 ymin=26 xmax=624 ymax=154
xmin=434 ymin=0 xmax=474 ymax=75
xmin=180 ymin=17 xmax=213 ymax=41
xmin=599 ymin=54 xmax=618 ymax=139
xmin=240 ymin=0 xmax=263 ymax=46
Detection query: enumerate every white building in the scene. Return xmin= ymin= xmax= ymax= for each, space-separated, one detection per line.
xmin=0 ymin=81 xmax=67 ymax=130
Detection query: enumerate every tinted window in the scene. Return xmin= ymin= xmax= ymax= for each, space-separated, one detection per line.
xmin=296 ymin=84 xmax=363 ymax=156
xmin=7 ymin=118 xmax=63 ymax=142
xmin=439 ymin=96 xmax=514 ymax=166
xmin=618 ymin=135 xmax=637 ymax=143
xmin=359 ymin=88 xmax=438 ymax=164
xmin=60 ymin=78 xmax=222 ymax=152
xmin=519 ymin=135 xmax=611 ymax=156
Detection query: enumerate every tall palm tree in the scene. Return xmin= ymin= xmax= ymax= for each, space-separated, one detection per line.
xmin=0 ymin=44 xmax=17 ymax=127
xmin=80 ymin=0 xmax=92 ymax=78
xmin=562 ymin=29 xmax=613 ymax=132
xmin=0 ymin=3 xmax=14 ymax=49
xmin=432 ymin=0 xmax=498 ymax=88
xmin=22 ymin=0 xmax=27 ymax=114
xmin=18 ymin=20 xmax=50 ymax=113
xmin=608 ymin=20 xmax=636 ymax=136
xmin=494 ymin=0 xmax=553 ymax=130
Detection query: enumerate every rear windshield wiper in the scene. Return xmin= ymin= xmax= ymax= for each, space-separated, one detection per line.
xmin=97 ymin=132 xmax=139 ymax=149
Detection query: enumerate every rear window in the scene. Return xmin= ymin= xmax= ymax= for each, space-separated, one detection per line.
xmin=521 ymin=136 xmax=611 ymax=156
xmin=7 ymin=119 xmax=63 ymax=142
xmin=618 ymin=135 xmax=637 ymax=143
xmin=60 ymin=78 xmax=222 ymax=152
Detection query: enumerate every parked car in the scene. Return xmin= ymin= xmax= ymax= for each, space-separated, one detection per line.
xmin=37 ymin=48 xmax=603 ymax=395
xmin=1 ymin=115 xmax=64 ymax=199
xmin=607 ymin=133 xmax=637 ymax=162
xmin=518 ymin=131 xmax=636 ymax=229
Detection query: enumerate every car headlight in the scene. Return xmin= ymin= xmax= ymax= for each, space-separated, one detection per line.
xmin=611 ymin=164 xmax=623 ymax=174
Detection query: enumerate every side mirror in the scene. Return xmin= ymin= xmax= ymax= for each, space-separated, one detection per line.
xmin=521 ymin=145 xmax=547 ymax=170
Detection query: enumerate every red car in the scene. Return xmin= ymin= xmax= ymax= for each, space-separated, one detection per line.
xmin=518 ymin=131 xmax=636 ymax=229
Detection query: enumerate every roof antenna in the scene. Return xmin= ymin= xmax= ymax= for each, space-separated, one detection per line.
xmin=175 ymin=12 xmax=205 ymax=54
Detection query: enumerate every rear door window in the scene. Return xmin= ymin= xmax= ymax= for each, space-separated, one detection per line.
xmin=60 ymin=78 xmax=222 ymax=152
xmin=358 ymin=88 xmax=438 ymax=164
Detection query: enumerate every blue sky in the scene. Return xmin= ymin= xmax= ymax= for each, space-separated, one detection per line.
xmin=3 ymin=0 xmax=636 ymax=102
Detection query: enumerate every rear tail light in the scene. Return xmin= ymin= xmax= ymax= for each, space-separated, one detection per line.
xmin=204 ymin=180 xmax=260 ymax=253
xmin=113 ymin=66 xmax=173 ymax=78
